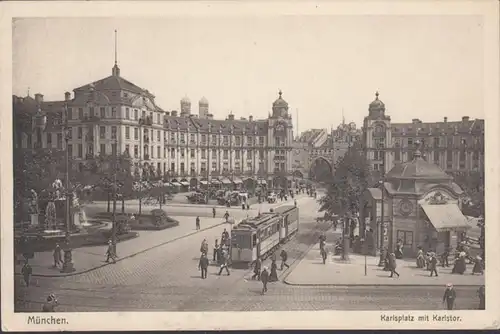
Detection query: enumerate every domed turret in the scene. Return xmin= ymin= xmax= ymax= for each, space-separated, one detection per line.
xmin=199 ymin=97 xmax=209 ymax=119
xmin=180 ymin=96 xmax=191 ymax=115
xmin=272 ymin=90 xmax=289 ymax=118
xmin=199 ymin=96 xmax=209 ymax=106
xmin=368 ymin=91 xmax=386 ymax=116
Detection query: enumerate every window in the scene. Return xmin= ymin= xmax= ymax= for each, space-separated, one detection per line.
xmin=157 ymin=146 xmax=161 ymax=159
xmin=134 ymin=128 xmax=138 ymax=140
xmin=235 ymin=150 xmax=240 ymax=159
xmin=134 ymin=145 xmax=138 ymax=158
xmin=201 ymin=162 xmax=207 ymax=173
xmin=112 ymin=143 xmax=117 ymax=155
xmin=212 ymin=162 xmax=217 ymax=171
xmin=111 ymin=107 xmax=117 ymax=118
xmin=394 ymin=150 xmax=401 ymax=161
xmin=111 ymin=126 xmax=117 ymax=139
xmin=190 ymin=162 xmax=195 ymax=173
xmin=247 ymin=150 xmax=252 ymax=159
xmin=100 ymin=107 xmax=106 ymax=118
xmin=170 ymin=148 xmax=175 ymax=158
xmin=190 ymin=149 xmax=195 ymax=158
xmin=47 ymin=133 xmax=52 ymax=147
xmin=190 ymin=134 xmax=195 ymax=144
xmin=77 ymin=144 xmax=82 ymax=158
xmin=223 ymin=162 xmax=229 ymax=172
xmin=259 ymin=150 xmax=264 ymax=160
xmin=247 ymin=136 xmax=253 ymax=145
xmin=180 ymin=133 xmax=185 ymax=144
xmin=126 ymin=108 xmax=130 ymax=119
xmin=201 ymin=134 xmax=207 ymax=143
xmin=78 ymin=108 xmax=83 ymax=120
xmin=134 ymin=109 xmax=138 ymax=120
xmin=89 ymin=107 xmax=95 ymax=117
xmin=447 ymin=150 xmax=453 ymax=162
xmin=171 ymin=162 xmax=175 ymax=172
xmin=125 ymin=127 xmax=130 ymax=139
xmin=78 ymin=127 xmax=82 ymax=139
xmin=201 ymin=149 xmax=206 ymax=159
xmin=157 ymin=113 xmax=161 ymax=124
xmin=157 ymin=130 xmax=161 ymax=142
xmin=180 ymin=162 xmax=185 ymax=173
xmin=57 ymin=134 xmax=62 ymax=149
xmin=181 ymin=149 xmax=185 ymax=158
xmin=397 ymin=230 xmax=413 ymax=246
xmin=151 ymin=146 xmax=154 ymax=158
xmin=211 ymin=135 xmax=217 ymax=145
xmin=235 ymin=136 xmax=241 ymax=146
xmin=407 ymin=138 xmax=413 ymax=146
xmin=223 ymin=136 xmax=228 ymax=145
xmin=100 ymin=144 xmax=106 ymax=155
xmin=68 ymin=127 xmax=73 ymax=140
xmin=433 ymin=137 xmax=440 ymax=147
xmin=223 ymin=150 xmax=229 ymax=159
xmin=67 ymin=144 xmax=72 ymax=157
xmin=125 ymin=144 xmax=130 ymax=155
xmin=259 ymin=137 xmax=264 ymax=146
xmin=434 ymin=151 xmax=440 ymax=163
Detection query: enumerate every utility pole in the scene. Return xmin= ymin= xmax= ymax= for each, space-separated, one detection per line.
xmin=111 ymin=151 xmax=118 ymax=256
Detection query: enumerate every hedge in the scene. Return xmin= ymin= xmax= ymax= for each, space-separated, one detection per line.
xmin=93 ymin=211 xmax=180 ymax=231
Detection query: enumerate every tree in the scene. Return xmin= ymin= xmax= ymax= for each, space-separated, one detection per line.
xmin=318 ymin=149 xmax=373 ymax=260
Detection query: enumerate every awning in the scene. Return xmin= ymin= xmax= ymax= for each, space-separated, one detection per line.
xmin=170 ymin=182 xmax=181 ymax=187
xmin=180 ymin=181 xmax=190 ymax=186
xmin=421 ymin=204 xmax=472 ymax=232
xmin=163 ymin=182 xmax=173 ymax=187
xmin=232 ymin=178 xmax=243 ymax=184
xmin=200 ymin=180 xmax=208 ymax=185
xmin=211 ymin=179 xmax=221 ymax=184
xmin=221 ymin=178 xmax=232 ymax=184
xmin=258 ymin=179 xmax=267 ymax=185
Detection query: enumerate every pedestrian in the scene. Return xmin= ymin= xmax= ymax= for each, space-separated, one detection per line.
xmin=260 ymin=266 xmax=269 ymax=295
xmin=212 ymin=207 xmax=216 ymax=218
xmin=53 ymin=244 xmax=63 ymax=268
xmin=294 ymin=199 xmax=297 ymax=207
xmin=42 ymin=293 xmax=58 ymax=312
xmin=429 ymin=252 xmax=439 ymax=277
xmin=442 ymin=283 xmax=456 ymax=310
xmin=21 ymin=260 xmax=32 ymax=287
xmin=388 ymin=253 xmax=400 ymax=278
xmin=105 ymin=240 xmax=116 ymax=263
xmin=195 ymin=216 xmax=201 ymax=230
xmin=200 ymin=238 xmax=209 ymax=255
xmin=280 ymin=249 xmax=289 ymax=270
xmin=269 ymin=259 xmax=278 ymax=282
xmin=198 ymin=253 xmax=209 ymax=279
xmin=441 ymin=247 xmax=450 ymax=267
xmin=416 ymin=246 xmax=425 ymax=268
xmin=246 ymin=203 xmax=250 ymax=210
xmin=477 ymin=285 xmax=485 ymax=310
xmin=213 ymin=239 xmax=219 ymax=262
xmin=472 ymin=256 xmax=484 ymax=275
xmin=224 ymin=211 xmax=230 ymax=222
xmin=218 ymin=249 xmax=230 ymax=276
xmin=321 ymin=245 xmax=327 ymax=264
xmin=252 ymin=257 xmax=262 ymax=280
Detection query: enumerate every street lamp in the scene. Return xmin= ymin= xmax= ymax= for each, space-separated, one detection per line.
xmin=377 ymin=178 xmax=385 ymax=267
xmin=111 ymin=146 xmax=118 ymax=256
xmin=61 ymin=103 xmax=75 ymax=273
xmin=138 ymin=117 xmax=145 ymax=216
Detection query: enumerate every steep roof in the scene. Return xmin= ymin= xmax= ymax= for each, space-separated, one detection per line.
xmin=391 ymin=118 xmax=484 ymax=136
xmin=386 ymin=150 xmax=452 ymax=180
xmin=164 ymin=116 xmax=269 ymax=135
xmin=74 ymin=75 xmax=152 ymax=97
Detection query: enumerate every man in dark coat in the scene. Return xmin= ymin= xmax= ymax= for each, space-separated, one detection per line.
xmin=224 ymin=211 xmax=230 ymax=222
xmin=429 ymin=252 xmax=439 ymax=277
xmin=198 ymin=253 xmax=209 ymax=279
xmin=443 ymin=283 xmax=456 ymax=310
xmin=53 ymin=244 xmax=63 ymax=268
xmin=213 ymin=239 xmax=219 ymax=262
xmin=195 ymin=216 xmax=201 ymax=230
xmin=269 ymin=260 xmax=278 ymax=282
xmin=212 ymin=207 xmax=216 ymax=218
xmin=252 ymin=257 xmax=262 ymax=280
xmin=388 ymin=253 xmax=400 ymax=278
xmin=21 ymin=260 xmax=32 ymax=287
xmin=280 ymin=249 xmax=289 ymax=270
xmin=260 ymin=266 xmax=269 ymax=295
xmin=218 ymin=250 xmax=230 ymax=276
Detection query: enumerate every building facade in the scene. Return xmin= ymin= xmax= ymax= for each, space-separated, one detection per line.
xmin=362 ymin=92 xmax=485 ymax=176
xmin=14 ymin=63 xmax=295 ymax=189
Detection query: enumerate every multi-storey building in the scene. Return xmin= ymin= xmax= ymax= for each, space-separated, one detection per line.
xmin=14 ymin=62 xmax=295 ymax=189
xmin=362 ymin=92 xmax=485 ymax=176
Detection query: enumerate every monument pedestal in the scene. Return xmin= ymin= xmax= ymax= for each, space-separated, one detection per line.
xmin=60 ymin=249 xmax=75 ymax=273
xmin=30 ymin=214 xmax=39 ymax=226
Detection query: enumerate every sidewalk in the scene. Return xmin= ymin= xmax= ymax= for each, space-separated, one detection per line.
xmin=15 ymin=217 xmax=228 ymax=278
xmin=284 ymin=243 xmax=486 ymax=286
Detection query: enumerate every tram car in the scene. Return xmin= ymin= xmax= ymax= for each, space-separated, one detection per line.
xmin=231 ymin=205 xmax=299 ymax=265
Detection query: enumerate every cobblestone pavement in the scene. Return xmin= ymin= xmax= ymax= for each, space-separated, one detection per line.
xmin=14 ymin=195 xmax=482 ymax=312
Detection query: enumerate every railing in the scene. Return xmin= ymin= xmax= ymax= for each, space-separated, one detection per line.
xmin=85 ymin=153 xmax=94 ymax=160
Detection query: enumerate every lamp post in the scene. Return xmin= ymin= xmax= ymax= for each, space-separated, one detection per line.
xmin=62 ymin=103 xmax=75 ymax=273
xmin=138 ymin=117 xmax=144 ymax=216
xmin=377 ymin=178 xmax=385 ymax=267
xmin=111 ymin=149 xmax=118 ymax=256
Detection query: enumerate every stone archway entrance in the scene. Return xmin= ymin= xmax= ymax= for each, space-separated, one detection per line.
xmin=273 ymin=175 xmax=289 ymax=189
xmin=309 ymin=157 xmax=333 ymax=183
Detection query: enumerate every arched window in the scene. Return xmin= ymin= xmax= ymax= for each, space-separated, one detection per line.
xmin=374 ymin=124 xmax=385 ymax=134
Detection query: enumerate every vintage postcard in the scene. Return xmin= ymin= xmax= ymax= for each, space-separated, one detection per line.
xmin=1 ymin=0 xmax=499 ymax=331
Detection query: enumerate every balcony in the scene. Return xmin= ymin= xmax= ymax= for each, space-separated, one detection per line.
xmin=144 ymin=154 xmax=150 ymax=161
xmin=85 ymin=153 xmax=94 ymax=160
xmin=144 ymin=136 xmax=150 ymax=143
xmin=139 ymin=116 xmax=153 ymax=126
xmin=81 ymin=115 xmax=100 ymax=123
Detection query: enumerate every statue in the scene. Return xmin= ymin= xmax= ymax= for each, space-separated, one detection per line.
xmin=28 ymin=189 xmax=39 ymax=214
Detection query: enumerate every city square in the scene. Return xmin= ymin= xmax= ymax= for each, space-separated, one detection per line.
xmin=11 ymin=16 xmax=486 ymax=314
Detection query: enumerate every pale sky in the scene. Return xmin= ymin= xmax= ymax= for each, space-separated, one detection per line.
xmin=12 ymin=16 xmax=484 ymax=132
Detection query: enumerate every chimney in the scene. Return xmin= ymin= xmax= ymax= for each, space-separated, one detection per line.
xmin=412 ymin=118 xmax=420 ymax=124
xmin=444 ymin=117 xmax=448 ymax=123
xmin=165 ymin=111 xmax=170 ymax=116
xmin=64 ymin=92 xmax=71 ymax=101
xmin=228 ymin=114 xmax=235 ymax=121
xmin=171 ymin=110 xmax=178 ymax=117
xmin=207 ymin=113 xmax=214 ymax=120
xmin=34 ymin=93 xmax=44 ymax=104
xmin=462 ymin=116 xmax=470 ymax=122
xmin=249 ymin=115 xmax=253 ymax=122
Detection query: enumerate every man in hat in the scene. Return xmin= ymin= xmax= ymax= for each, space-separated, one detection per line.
xmin=252 ymin=257 xmax=262 ymax=280
xmin=260 ymin=266 xmax=269 ymax=295
xmin=218 ymin=249 xmax=230 ymax=276
xmin=443 ymin=283 xmax=456 ymax=310
xmin=198 ymin=253 xmax=209 ymax=279
xmin=195 ymin=216 xmax=201 ymax=231
xmin=105 ymin=240 xmax=116 ymax=263
xmin=280 ymin=249 xmax=289 ymax=270
xmin=429 ymin=252 xmax=439 ymax=277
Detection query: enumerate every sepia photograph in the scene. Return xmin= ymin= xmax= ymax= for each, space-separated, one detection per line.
xmin=1 ymin=0 xmax=499 ymax=331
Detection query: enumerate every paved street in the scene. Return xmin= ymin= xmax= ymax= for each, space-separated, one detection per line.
xmin=14 ymin=195 xmax=483 ymax=312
